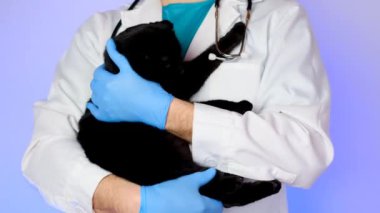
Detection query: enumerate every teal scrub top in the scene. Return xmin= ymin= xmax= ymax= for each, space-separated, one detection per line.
xmin=162 ymin=0 xmax=215 ymax=58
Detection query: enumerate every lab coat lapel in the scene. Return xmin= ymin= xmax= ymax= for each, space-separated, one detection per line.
xmin=120 ymin=0 xmax=162 ymax=31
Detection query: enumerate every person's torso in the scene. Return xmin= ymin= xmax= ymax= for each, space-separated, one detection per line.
xmin=86 ymin=0 xmax=305 ymax=211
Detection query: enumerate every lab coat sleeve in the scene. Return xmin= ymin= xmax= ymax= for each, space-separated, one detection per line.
xmin=191 ymin=4 xmax=334 ymax=188
xmin=21 ymin=11 xmax=119 ymax=212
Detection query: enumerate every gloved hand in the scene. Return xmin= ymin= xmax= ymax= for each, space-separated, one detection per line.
xmin=140 ymin=168 xmax=223 ymax=213
xmin=87 ymin=39 xmax=174 ymax=130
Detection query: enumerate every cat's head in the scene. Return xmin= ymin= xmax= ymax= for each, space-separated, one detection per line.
xmin=104 ymin=20 xmax=184 ymax=83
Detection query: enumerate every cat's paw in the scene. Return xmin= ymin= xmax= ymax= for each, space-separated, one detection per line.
xmin=222 ymin=180 xmax=282 ymax=208
xmin=235 ymin=100 xmax=253 ymax=114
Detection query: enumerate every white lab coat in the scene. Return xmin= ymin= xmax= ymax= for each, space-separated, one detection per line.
xmin=21 ymin=0 xmax=334 ymax=212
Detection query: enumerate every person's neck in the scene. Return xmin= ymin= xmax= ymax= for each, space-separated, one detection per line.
xmin=161 ymin=0 xmax=207 ymax=6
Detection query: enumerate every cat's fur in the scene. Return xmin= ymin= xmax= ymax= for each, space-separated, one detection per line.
xmin=77 ymin=20 xmax=281 ymax=207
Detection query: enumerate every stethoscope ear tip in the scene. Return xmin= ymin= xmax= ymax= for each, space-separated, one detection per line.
xmin=208 ymin=53 xmax=217 ymax=61
xmin=208 ymin=53 xmax=226 ymax=61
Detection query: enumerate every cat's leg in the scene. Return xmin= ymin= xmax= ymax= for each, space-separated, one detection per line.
xmin=187 ymin=21 xmax=247 ymax=70
xmin=199 ymin=171 xmax=282 ymax=207
xmin=173 ymin=22 xmax=246 ymax=100
xmin=199 ymin=100 xmax=253 ymax=115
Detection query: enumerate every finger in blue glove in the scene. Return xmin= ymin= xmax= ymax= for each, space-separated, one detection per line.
xmin=87 ymin=39 xmax=174 ymax=130
xmin=140 ymin=168 xmax=223 ymax=213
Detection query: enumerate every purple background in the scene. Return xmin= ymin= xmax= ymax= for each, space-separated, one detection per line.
xmin=1 ymin=0 xmax=379 ymax=212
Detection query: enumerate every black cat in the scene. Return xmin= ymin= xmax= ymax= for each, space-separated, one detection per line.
xmin=77 ymin=20 xmax=281 ymax=207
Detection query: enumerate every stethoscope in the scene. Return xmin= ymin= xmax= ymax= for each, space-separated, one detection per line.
xmin=111 ymin=0 xmax=253 ymax=61
xmin=210 ymin=0 xmax=252 ymax=61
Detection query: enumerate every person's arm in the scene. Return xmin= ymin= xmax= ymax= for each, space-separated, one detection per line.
xmin=92 ymin=169 xmax=222 ymax=213
xmin=21 ymin=11 xmax=120 ymax=212
xmin=93 ymin=175 xmax=141 ymax=213
xmin=166 ymin=3 xmax=334 ymax=188
xmin=165 ymin=98 xmax=194 ymax=142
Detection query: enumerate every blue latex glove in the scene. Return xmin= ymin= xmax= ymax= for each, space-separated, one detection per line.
xmin=87 ymin=39 xmax=174 ymax=129
xmin=140 ymin=168 xmax=223 ymax=213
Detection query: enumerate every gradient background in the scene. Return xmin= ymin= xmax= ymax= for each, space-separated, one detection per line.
xmin=1 ymin=0 xmax=379 ymax=212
